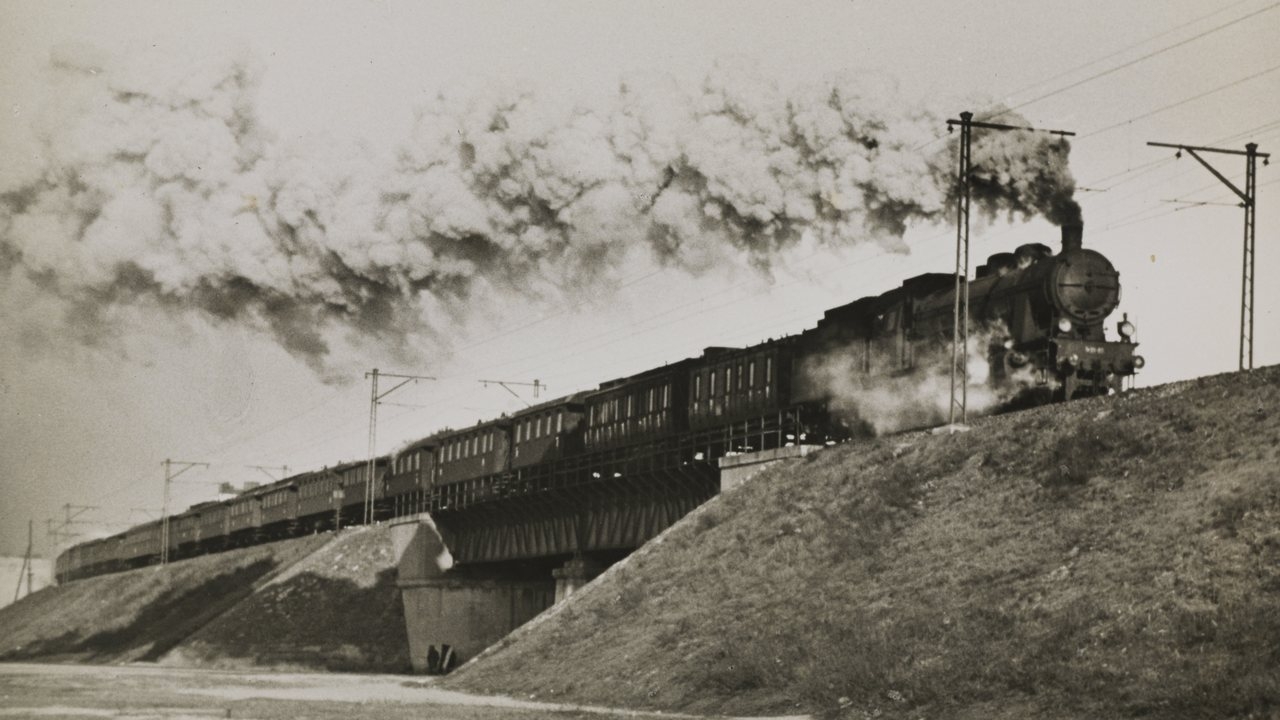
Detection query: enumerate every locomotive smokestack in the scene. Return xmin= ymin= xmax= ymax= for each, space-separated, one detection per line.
xmin=1062 ymin=222 xmax=1084 ymax=253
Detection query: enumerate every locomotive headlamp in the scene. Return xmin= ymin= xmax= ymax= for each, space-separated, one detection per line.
xmin=1067 ymin=353 xmax=1080 ymax=367
xmin=1118 ymin=320 xmax=1136 ymax=338
xmin=1057 ymin=318 xmax=1073 ymax=333
xmin=1002 ymin=339 xmax=1015 ymax=350
xmin=1133 ymin=355 xmax=1146 ymax=370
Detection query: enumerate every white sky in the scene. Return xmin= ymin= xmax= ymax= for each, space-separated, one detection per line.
xmin=2 ymin=0 xmax=1278 ymax=556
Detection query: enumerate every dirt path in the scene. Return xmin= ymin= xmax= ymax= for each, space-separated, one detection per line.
xmin=0 ymin=663 xmax=808 ymax=720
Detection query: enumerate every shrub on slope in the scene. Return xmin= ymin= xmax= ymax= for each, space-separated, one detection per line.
xmin=448 ymin=367 xmax=1280 ymax=720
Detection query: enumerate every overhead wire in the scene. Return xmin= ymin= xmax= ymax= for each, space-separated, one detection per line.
xmin=998 ymin=0 xmax=1263 ymax=100
xmin=998 ymin=1 xmax=1280 ymax=115
xmin=1081 ymin=62 xmax=1280 ymax=139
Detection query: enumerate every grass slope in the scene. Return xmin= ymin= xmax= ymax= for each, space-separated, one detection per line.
xmin=448 ymin=367 xmax=1280 ymax=719
xmin=162 ymin=525 xmax=410 ymax=672
xmin=0 ymin=534 xmax=331 ymax=664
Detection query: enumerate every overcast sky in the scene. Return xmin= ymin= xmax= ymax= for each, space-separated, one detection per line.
xmin=2 ymin=0 xmax=1277 ymax=557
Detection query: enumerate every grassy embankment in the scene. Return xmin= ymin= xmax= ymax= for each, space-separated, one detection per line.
xmin=0 ymin=534 xmax=331 ymax=664
xmin=449 ymin=367 xmax=1280 ymax=720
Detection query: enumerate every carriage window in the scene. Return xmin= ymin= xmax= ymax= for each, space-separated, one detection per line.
xmin=710 ymin=371 xmax=717 ymax=396
xmin=663 ymin=384 xmax=670 ymax=408
xmin=626 ymin=396 xmax=633 ymax=418
xmin=737 ymin=364 xmax=743 ymax=390
xmin=725 ymin=367 xmax=733 ymax=394
xmin=694 ymin=375 xmax=701 ymax=400
xmin=557 ymin=411 xmax=563 ymax=433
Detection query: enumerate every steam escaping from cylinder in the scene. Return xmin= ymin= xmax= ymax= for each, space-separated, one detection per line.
xmin=0 ymin=47 xmax=1084 ymax=377
xmin=801 ymin=321 xmax=1047 ymax=435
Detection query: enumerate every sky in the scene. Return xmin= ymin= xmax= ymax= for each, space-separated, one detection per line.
xmin=1 ymin=0 xmax=1277 ymax=558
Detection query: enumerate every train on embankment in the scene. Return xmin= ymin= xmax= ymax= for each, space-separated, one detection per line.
xmin=57 ymin=223 xmax=1142 ymax=582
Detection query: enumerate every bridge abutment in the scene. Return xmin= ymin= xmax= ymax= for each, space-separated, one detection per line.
xmin=391 ymin=514 xmax=553 ymax=672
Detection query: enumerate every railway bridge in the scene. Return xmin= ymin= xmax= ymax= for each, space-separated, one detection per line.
xmin=388 ymin=425 xmax=819 ymax=672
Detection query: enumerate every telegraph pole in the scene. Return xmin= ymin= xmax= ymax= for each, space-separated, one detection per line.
xmin=46 ymin=504 xmax=99 ymax=547
xmin=1147 ymin=141 xmax=1269 ymax=370
xmin=161 ymin=459 xmax=209 ymax=565
xmin=943 ymin=112 xmax=1075 ymax=430
xmin=948 ymin=112 xmax=974 ymax=429
xmin=25 ymin=520 xmax=33 ymax=598
xmin=365 ymin=370 xmax=435 ymax=526
xmin=13 ymin=520 xmax=33 ymax=603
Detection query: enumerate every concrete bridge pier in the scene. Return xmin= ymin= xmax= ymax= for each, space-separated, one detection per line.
xmin=390 ymin=514 xmax=553 ymax=673
xmin=552 ymin=554 xmax=603 ymax=604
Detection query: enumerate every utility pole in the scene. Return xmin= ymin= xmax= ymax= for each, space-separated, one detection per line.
xmin=1147 ymin=141 xmax=1269 ymax=370
xmin=25 ymin=520 xmax=33 ymax=598
xmin=365 ymin=369 xmax=435 ymax=526
xmin=13 ymin=520 xmax=33 ymax=603
xmin=161 ymin=459 xmax=209 ymax=565
xmin=45 ymin=504 xmax=99 ymax=547
xmin=943 ymin=112 xmax=1074 ymax=430
xmin=479 ymin=379 xmax=544 ymax=408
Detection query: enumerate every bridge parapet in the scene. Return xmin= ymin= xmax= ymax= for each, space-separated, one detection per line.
xmin=718 ymin=444 xmax=824 ymax=492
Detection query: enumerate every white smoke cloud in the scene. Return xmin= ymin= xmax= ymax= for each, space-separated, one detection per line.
xmin=0 ymin=47 xmax=1082 ymax=378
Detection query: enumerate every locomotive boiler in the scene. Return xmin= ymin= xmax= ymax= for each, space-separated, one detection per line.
xmin=799 ymin=223 xmax=1141 ymax=412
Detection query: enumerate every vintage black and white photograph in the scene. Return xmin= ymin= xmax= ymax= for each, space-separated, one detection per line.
xmin=1 ymin=1 xmax=1277 ymax=718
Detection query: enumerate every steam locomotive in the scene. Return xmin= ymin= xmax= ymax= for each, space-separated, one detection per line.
xmin=56 ymin=223 xmax=1140 ymax=582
